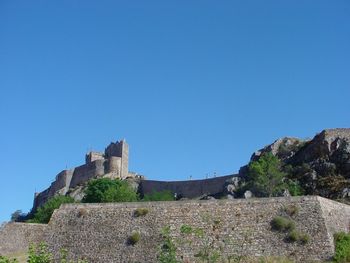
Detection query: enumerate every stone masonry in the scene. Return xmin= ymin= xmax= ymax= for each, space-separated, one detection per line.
xmin=33 ymin=140 xmax=137 ymax=211
xmin=1 ymin=196 xmax=350 ymax=262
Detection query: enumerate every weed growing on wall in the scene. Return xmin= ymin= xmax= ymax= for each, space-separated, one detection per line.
xmin=333 ymin=232 xmax=350 ymax=263
xmin=2 ymin=242 xmax=89 ymax=263
xmin=128 ymin=231 xmax=141 ymax=246
xmin=271 ymin=208 xmax=310 ymax=245
xmin=158 ymin=226 xmax=179 ymax=263
xmin=134 ymin=208 xmax=149 ymax=217
xmin=0 ymin=256 xmax=18 ymax=263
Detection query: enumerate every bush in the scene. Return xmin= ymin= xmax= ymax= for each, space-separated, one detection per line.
xmin=180 ymin=224 xmax=193 ymax=234
xmin=0 ymin=256 xmax=18 ymax=263
xmin=334 ymin=232 xmax=350 ymax=262
xmin=286 ymin=230 xmax=310 ymax=244
xmin=28 ymin=195 xmax=75 ymax=224
xmin=299 ymin=233 xmax=310 ymax=244
xmin=128 ymin=231 xmax=141 ymax=245
xmin=28 ymin=242 xmax=52 ymax=263
xmin=134 ymin=208 xmax=149 ymax=217
xmin=271 ymin=216 xmax=295 ymax=232
xmin=82 ymin=178 xmax=138 ymax=203
xmin=142 ymin=190 xmax=175 ymax=201
xmin=158 ymin=226 xmax=179 ymax=263
xmin=284 ymin=205 xmax=298 ymax=217
xmin=285 ymin=179 xmax=305 ymax=196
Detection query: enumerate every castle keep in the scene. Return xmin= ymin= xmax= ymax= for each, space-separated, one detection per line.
xmin=33 ymin=140 xmax=135 ymax=210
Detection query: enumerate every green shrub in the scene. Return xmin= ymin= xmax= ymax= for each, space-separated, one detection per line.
xmin=284 ymin=205 xmax=298 ymax=217
xmin=0 ymin=256 xmax=18 ymax=263
xmin=286 ymin=229 xmax=299 ymax=242
xmin=286 ymin=230 xmax=309 ymax=244
xmin=299 ymin=232 xmax=310 ymax=244
xmin=28 ymin=242 xmax=52 ymax=263
xmin=28 ymin=195 xmax=75 ymax=224
xmin=285 ymin=179 xmax=305 ymax=196
xmin=128 ymin=231 xmax=141 ymax=245
xmin=271 ymin=216 xmax=295 ymax=232
xmin=334 ymin=232 xmax=350 ymax=262
xmin=142 ymin=190 xmax=174 ymax=201
xmin=180 ymin=224 xmax=193 ymax=234
xmin=82 ymin=178 xmax=138 ymax=203
xmin=158 ymin=226 xmax=179 ymax=263
xmin=134 ymin=208 xmax=149 ymax=217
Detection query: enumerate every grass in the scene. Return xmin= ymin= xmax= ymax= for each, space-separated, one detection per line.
xmin=333 ymin=232 xmax=350 ymax=263
xmin=128 ymin=231 xmax=141 ymax=245
xmin=134 ymin=208 xmax=149 ymax=217
xmin=271 ymin=216 xmax=295 ymax=232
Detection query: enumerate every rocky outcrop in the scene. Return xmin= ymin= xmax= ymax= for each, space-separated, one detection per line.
xmin=242 ymin=128 xmax=350 ymax=200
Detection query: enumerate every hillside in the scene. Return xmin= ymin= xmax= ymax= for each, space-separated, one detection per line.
xmin=238 ymin=128 xmax=350 ymax=201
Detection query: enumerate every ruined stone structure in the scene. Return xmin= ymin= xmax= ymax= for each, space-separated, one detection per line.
xmin=1 ymin=196 xmax=350 ymax=262
xmin=33 ymin=140 xmax=137 ymax=211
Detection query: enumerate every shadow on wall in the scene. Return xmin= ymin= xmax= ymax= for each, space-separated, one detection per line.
xmin=139 ymin=174 xmax=237 ymax=199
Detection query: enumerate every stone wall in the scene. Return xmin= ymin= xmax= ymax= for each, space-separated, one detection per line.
xmin=33 ymin=140 xmax=130 ymax=211
xmin=139 ymin=174 xmax=235 ymax=199
xmin=0 ymin=223 xmax=47 ymax=256
xmin=39 ymin=196 xmax=350 ymax=262
xmin=318 ymin=197 xmax=350 ymax=247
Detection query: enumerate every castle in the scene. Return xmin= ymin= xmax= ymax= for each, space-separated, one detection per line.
xmin=1 ymin=130 xmax=350 ymax=262
xmin=33 ymin=140 xmax=141 ymax=210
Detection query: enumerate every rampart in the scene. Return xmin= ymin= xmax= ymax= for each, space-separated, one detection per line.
xmin=139 ymin=174 xmax=236 ymax=199
xmin=2 ymin=196 xmax=349 ymax=262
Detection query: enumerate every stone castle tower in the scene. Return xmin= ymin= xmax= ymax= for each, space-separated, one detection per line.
xmin=33 ymin=139 xmax=134 ymax=210
xmin=85 ymin=139 xmax=129 ymax=179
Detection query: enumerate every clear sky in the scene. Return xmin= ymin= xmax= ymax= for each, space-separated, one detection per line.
xmin=0 ymin=1 xmax=349 ymax=223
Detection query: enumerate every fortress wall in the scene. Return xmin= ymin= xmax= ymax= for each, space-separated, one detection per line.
xmin=69 ymin=159 xmax=105 ymax=188
xmin=33 ymin=188 xmax=50 ymax=211
xmin=0 ymin=223 xmax=47 ymax=256
xmin=318 ymin=196 xmax=350 ymax=247
xmin=49 ymin=170 xmax=74 ymax=196
xmin=140 ymin=175 xmax=235 ymax=199
xmin=45 ymin=196 xmax=339 ymax=262
xmin=33 ymin=170 xmax=75 ymax=210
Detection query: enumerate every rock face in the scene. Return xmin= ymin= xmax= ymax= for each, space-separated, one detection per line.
xmin=242 ymin=128 xmax=350 ymax=200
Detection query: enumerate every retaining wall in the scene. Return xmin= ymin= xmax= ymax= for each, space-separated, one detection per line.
xmin=0 ymin=223 xmax=47 ymax=256
xmin=2 ymin=197 xmax=350 ymax=262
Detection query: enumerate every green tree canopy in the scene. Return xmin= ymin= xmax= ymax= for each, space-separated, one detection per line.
xmin=246 ymin=153 xmax=286 ymax=197
xmin=82 ymin=178 xmax=138 ymax=203
xmin=28 ymin=195 xmax=75 ymax=224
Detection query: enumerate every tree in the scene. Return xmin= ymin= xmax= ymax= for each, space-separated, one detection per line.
xmin=10 ymin=210 xmax=25 ymax=222
xmin=246 ymin=153 xmax=286 ymax=197
xmin=28 ymin=195 xmax=75 ymax=224
xmin=82 ymin=178 xmax=138 ymax=203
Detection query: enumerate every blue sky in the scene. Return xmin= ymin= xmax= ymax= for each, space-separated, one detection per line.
xmin=0 ymin=0 xmax=349 ymax=223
